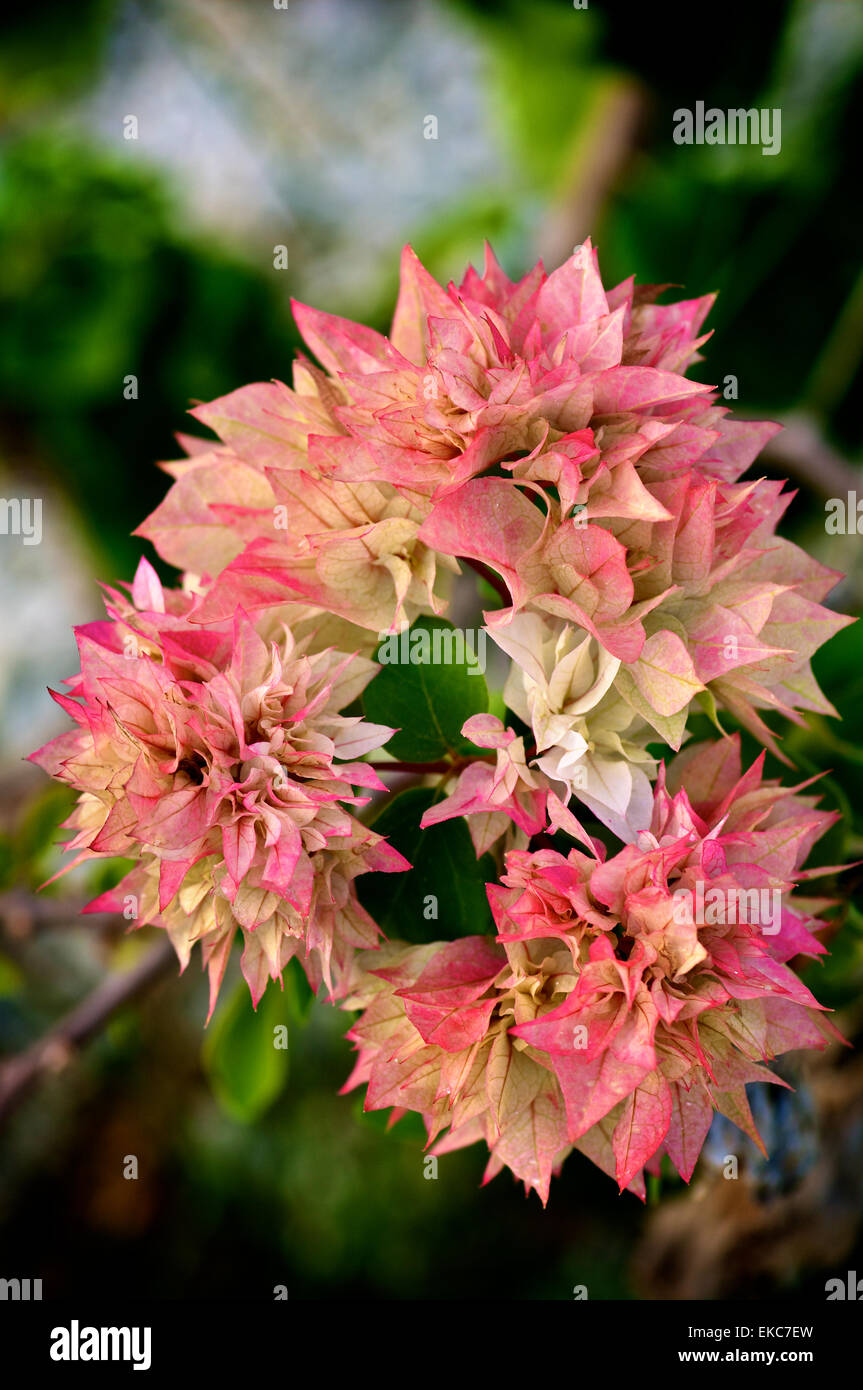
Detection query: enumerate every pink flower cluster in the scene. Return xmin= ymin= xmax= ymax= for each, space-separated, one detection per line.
xmin=32 ymin=561 xmax=406 ymax=1014
xmin=34 ymin=241 xmax=848 ymax=1197
xmin=137 ymin=240 xmax=849 ymax=834
xmin=343 ymin=738 xmax=840 ymax=1202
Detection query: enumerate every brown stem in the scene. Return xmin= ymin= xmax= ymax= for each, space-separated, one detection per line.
xmin=535 ymin=78 xmax=647 ymax=265
xmin=368 ymin=754 xmax=496 ymax=775
xmin=0 ymin=936 xmax=177 ymax=1128
xmin=0 ymin=891 xmax=119 ymax=939
xmin=760 ymin=413 xmax=862 ymax=502
xmin=368 ymin=759 xmax=452 ymax=774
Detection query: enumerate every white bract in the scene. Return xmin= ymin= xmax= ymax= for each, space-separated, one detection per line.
xmin=490 ymin=612 xmax=656 ymax=840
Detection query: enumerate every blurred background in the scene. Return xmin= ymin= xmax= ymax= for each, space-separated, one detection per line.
xmin=1 ymin=0 xmax=862 ymax=1300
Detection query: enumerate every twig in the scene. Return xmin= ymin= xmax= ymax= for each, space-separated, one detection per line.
xmin=761 ymin=413 xmax=862 ymax=502
xmin=368 ymin=759 xmax=453 ymax=774
xmin=0 ymin=937 xmax=177 ymax=1128
xmin=535 ymin=77 xmax=647 ymax=268
xmin=0 ymin=891 xmax=120 ymax=940
xmin=801 ymin=267 xmax=863 ymax=420
xmin=368 ymin=754 xmax=495 ymax=775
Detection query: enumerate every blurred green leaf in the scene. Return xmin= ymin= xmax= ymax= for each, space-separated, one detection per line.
xmin=6 ymin=783 xmax=75 ymax=890
xmin=0 ymin=952 xmax=24 ymax=997
xmin=0 ymin=2 xmax=115 ymax=117
xmin=0 ymin=136 xmax=300 ymax=576
xmin=283 ymin=956 xmax=316 ymax=1028
xmin=802 ymin=913 xmax=863 ymax=1009
xmin=202 ymin=977 xmax=291 ymax=1124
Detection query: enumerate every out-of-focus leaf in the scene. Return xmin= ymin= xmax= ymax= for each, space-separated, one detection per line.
xmin=12 ymin=784 xmax=75 ymax=887
xmin=284 ymin=955 xmax=316 ymax=1028
xmin=0 ymin=952 xmax=24 ymax=996
xmin=202 ymin=977 xmax=290 ymax=1124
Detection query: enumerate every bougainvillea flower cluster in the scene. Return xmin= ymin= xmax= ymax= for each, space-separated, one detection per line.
xmin=33 ymin=240 xmax=850 ymax=1200
xmin=31 ymin=559 xmax=407 ymax=1014
xmin=342 ymin=737 xmax=841 ymax=1202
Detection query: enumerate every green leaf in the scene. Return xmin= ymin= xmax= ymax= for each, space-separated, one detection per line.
xmin=202 ymin=977 xmax=290 ymax=1124
xmin=357 ymin=787 xmax=496 ymax=943
xmin=284 ymin=955 xmax=316 ymax=1027
xmin=801 ymin=914 xmax=863 ymax=1010
xmin=12 ymin=783 xmax=76 ymax=888
xmin=362 ymin=617 xmax=488 ymax=762
xmin=0 ymin=952 xmax=23 ymax=997
xmin=352 ymin=1096 xmax=428 ymax=1142
xmin=695 ymin=687 xmax=727 ymax=735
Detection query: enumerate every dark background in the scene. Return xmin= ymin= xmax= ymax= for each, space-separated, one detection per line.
xmin=0 ymin=0 xmax=861 ymax=1300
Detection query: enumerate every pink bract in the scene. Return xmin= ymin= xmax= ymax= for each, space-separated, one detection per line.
xmin=138 ymin=240 xmax=848 ymax=767
xmin=32 ymin=241 xmax=850 ymax=1199
xmin=342 ymin=738 xmax=842 ymax=1202
xmin=30 ymin=559 xmax=406 ymax=1014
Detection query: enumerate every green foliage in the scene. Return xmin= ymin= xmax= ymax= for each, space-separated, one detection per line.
xmin=0 ymin=136 xmax=300 ymax=576
xmin=0 ymin=2 xmax=115 ymax=117
xmin=0 ymin=783 xmax=75 ymax=892
xmin=3 ymin=0 xmax=862 ymax=1307
xmin=787 ymin=625 xmax=863 ymax=855
xmin=357 ymin=787 xmax=496 ymax=942
xmin=202 ymin=976 xmax=291 ymax=1124
xmin=363 ymin=617 xmax=488 ymax=762
xmin=802 ymin=903 xmax=863 ymax=1010
xmin=352 ymin=1096 xmax=428 ymax=1143
xmin=283 ymin=955 xmax=316 ymax=1027
xmin=0 ymin=953 xmax=24 ymax=997
xmin=448 ymin=0 xmax=604 ymax=195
